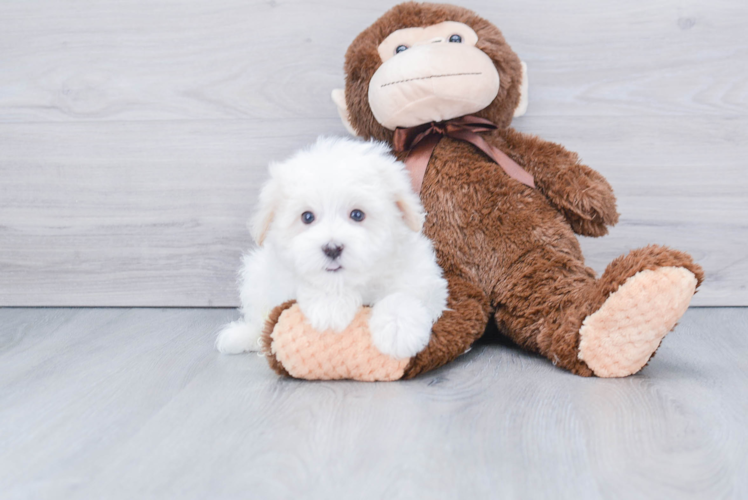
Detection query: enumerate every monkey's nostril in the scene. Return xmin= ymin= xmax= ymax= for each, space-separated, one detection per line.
xmin=322 ymin=244 xmax=344 ymax=260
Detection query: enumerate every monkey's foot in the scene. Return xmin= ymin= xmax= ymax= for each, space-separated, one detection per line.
xmin=578 ymin=267 xmax=697 ymax=377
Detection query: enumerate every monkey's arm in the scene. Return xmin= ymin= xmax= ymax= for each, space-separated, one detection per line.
xmin=495 ymin=128 xmax=619 ymax=237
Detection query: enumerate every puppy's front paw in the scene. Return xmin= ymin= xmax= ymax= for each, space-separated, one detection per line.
xmin=369 ymin=293 xmax=432 ymax=359
xmin=299 ymin=295 xmax=361 ymax=333
xmin=215 ymin=320 xmax=262 ymax=354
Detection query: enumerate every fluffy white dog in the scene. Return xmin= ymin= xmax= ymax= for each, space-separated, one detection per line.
xmin=215 ymin=137 xmax=448 ymax=359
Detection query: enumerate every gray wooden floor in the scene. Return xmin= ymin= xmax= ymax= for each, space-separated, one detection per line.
xmin=1 ymin=307 xmax=746 ymax=500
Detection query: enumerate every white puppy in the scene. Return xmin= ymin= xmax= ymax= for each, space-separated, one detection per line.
xmin=215 ymin=137 xmax=448 ymax=359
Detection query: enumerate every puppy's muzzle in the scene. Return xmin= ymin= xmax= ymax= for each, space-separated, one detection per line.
xmin=322 ymin=244 xmax=344 ymax=260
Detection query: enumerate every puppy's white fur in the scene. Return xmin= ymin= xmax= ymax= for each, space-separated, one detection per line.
xmin=216 ymin=137 xmax=448 ymax=359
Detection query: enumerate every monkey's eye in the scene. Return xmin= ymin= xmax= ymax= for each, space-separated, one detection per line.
xmin=350 ymin=209 xmax=365 ymax=222
xmin=301 ymin=211 xmax=315 ymax=224
xmin=395 ymin=45 xmax=408 ymax=54
xmin=449 ymin=34 xmax=462 ymax=43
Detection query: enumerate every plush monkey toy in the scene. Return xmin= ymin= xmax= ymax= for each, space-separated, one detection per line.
xmin=262 ymin=2 xmax=704 ymax=380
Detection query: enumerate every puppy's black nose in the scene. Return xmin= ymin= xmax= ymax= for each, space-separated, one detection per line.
xmin=322 ymin=244 xmax=344 ymax=260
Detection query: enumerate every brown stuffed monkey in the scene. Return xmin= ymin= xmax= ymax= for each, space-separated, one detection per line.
xmin=262 ymin=1 xmax=704 ymax=380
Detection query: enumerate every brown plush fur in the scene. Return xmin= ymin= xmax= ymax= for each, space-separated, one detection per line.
xmin=342 ymin=2 xmax=703 ymax=378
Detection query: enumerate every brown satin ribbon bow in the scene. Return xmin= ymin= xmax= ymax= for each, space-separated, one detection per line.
xmin=392 ymin=115 xmax=535 ymax=193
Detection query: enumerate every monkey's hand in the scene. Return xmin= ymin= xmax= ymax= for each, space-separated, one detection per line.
xmin=540 ymin=162 xmax=619 ymax=237
xmin=497 ymin=129 xmax=619 ymax=237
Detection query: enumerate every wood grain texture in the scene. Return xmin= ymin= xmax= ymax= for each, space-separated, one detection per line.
xmin=0 ymin=307 xmax=746 ymax=499
xmin=0 ymin=0 xmax=746 ymax=306
xmin=0 ymin=0 xmax=745 ymax=121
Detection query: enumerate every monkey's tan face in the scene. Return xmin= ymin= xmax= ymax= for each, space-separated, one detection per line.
xmin=367 ymin=21 xmax=500 ymax=130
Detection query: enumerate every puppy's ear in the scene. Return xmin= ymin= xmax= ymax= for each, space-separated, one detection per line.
xmin=396 ymin=194 xmax=425 ymax=232
xmin=387 ymin=159 xmax=425 ymax=232
xmin=250 ymin=175 xmax=281 ymax=246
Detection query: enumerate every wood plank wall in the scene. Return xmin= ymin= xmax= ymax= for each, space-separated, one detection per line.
xmin=0 ymin=0 xmax=746 ymax=306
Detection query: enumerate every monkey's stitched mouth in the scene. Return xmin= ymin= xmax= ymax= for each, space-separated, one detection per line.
xmin=381 ymin=72 xmax=482 ymax=88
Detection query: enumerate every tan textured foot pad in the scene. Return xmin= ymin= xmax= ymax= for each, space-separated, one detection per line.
xmin=269 ymin=305 xmax=409 ymax=381
xmin=578 ymin=267 xmax=697 ymax=378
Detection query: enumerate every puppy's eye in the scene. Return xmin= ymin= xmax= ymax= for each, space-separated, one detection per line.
xmin=301 ymin=211 xmax=315 ymax=224
xmin=449 ymin=34 xmax=462 ymax=43
xmin=350 ymin=209 xmax=365 ymax=222
xmin=395 ymin=45 xmax=408 ymax=54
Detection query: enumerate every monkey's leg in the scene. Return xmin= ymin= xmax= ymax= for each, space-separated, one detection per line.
xmin=576 ymin=245 xmax=703 ymax=377
xmin=495 ymin=245 xmax=703 ymax=377
xmin=261 ymin=274 xmax=490 ymax=380
xmin=402 ymin=274 xmax=492 ymax=379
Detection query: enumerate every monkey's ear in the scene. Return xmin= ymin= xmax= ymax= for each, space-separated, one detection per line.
xmin=513 ymin=61 xmax=529 ymax=118
xmin=331 ymin=89 xmax=358 ymax=136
